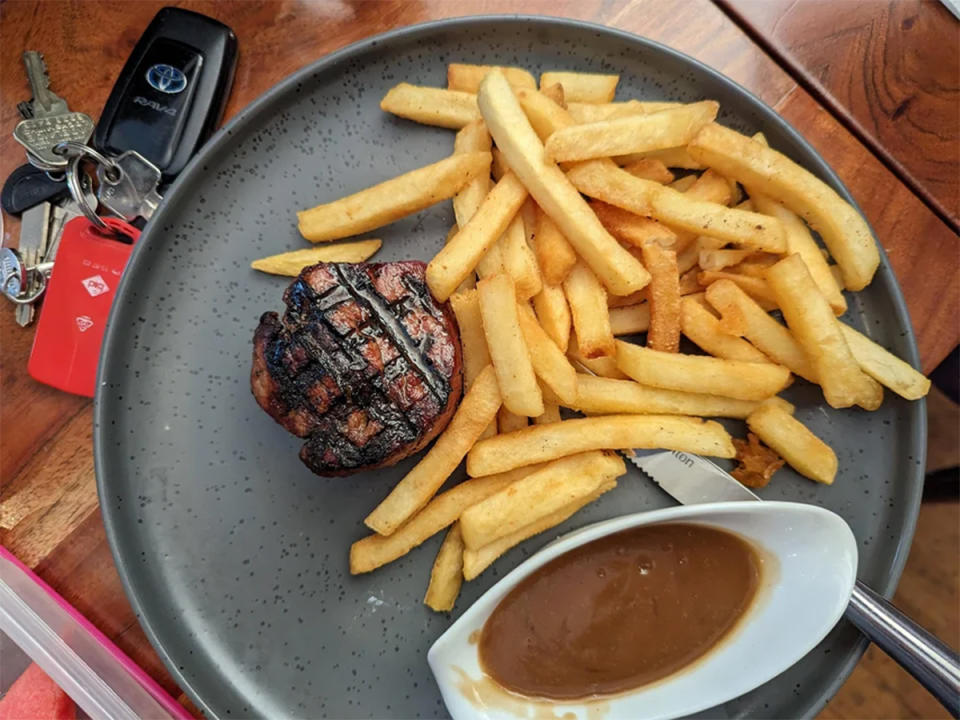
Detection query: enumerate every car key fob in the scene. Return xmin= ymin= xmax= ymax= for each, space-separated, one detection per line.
xmin=93 ymin=7 xmax=237 ymax=183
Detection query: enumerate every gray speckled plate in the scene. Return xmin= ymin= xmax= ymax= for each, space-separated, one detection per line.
xmin=94 ymin=16 xmax=926 ymax=720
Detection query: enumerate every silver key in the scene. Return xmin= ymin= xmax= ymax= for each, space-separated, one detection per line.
xmin=13 ymin=201 xmax=51 ymax=325
xmin=13 ymin=52 xmax=94 ymax=169
xmin=96 ymin=151 xmax=163 ymax=221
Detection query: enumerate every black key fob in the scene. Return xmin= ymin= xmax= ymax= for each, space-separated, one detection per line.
xmin=1 ymin=164 xmax=69 ymax=215
xmin=93 ymin=7 xmax=237 ymax=183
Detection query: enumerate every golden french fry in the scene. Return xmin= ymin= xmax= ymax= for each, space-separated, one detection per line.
xmin=520 ymin=198 xmax=538 ymax=241
xmin=517 ymin=303 xmax=579 ymax=404
xmin=564 ymin=261 xmax=615 ymax=358
xmin=498 ymin=407 xmax=529 ymax=433
xmin=839 ymin=324 xmax=930 ymax=400
xmin=568 ymin=100 xmax=682 ymax=124
xmin=462 ymin=478 xmax=617 ymax=580
xmin=380 ymin=83 xmax=480 ymax=128
xmin=566 ymin=161 xmax=787 ymax=252
xmin=685 ymin=169 xmax=734 ymax=205
xmin=680 ymin=296 xmax=770 ymax=363
xmin=571 ymin=374 xmax=764 ymax=419
xmin=609 ymin=303 xmax=651 ymax=336
xmin=698 ymin=270 xmax=780 ymax=311
xmin=747 ymin=403 xmax=837 ymax=485
xmin=478 ymin=72 xmax=650 ymax=295
xmin=616 ymin=340 xmax=791 ymax=401
xmin=447 ymin=63 xmax=536 ymax=92
xmin=678 ymin=268 xmax=704 ymax=295
xmin=752 ymin=194 xmax=846 ymax=314
xmin=500 ymin=215 xmax=542 ymax=300
xmin=251 ymin=239 xmax=382 ymax=275
xmin=350 ymin=465 xmax=542 ymax=574
xmin=766 ymin=254 xmax=882 ymax=409
xmin=427 ymin=172 xmax=528 ymax=301
xmin=668 ymin=174 xmax=698 ymax=192
xmin=424 ymin=524 xmax=464 ymax=612
xmin=478 ymin=273 xmax=544 ymax=416
xmin=540 ymin=71 xmax=618 ymax=102
xmin=622 ymin=157 xmax=675 ymax=185
xmin=467 ymin=414 xmax=735 ymax=476
xmin=460 ymin=451 xmax=624 ymax=550
xmin=607 ymin=290 xmax=647 ymax=309
xmin=617 ymin=145 xmax=703 ymax=170
xmin=532 ymin=282 xmax=572 ymax=352
xmin=514 ymin=87 xmax=574 ymax=142
xmin=531 ymin=206 xmax=577 ymax=285
xmin=590 ymin=201 xmax=677 ymax=249
xmin=365 ymin=366 xmax=502 ymax=535
xmin=699 ymin=248 xmax=754 ymax=271
xmin=704 ymin=279 xmax=814 ymax=380
xmin=568 ymin=340 xmax=631 ymax=380
xmin=452 ymin=121 xmax=493 ymax=224
xmin=450 ymin=289 xmax=495 ymax=438
xmin=299 ymin=151 xmax=490 ymax=242
xmin=641 ymin=241 xmax=682 ymax=352
xmin=688 ymin=124 xmax=879 ymax=290
xmin=539 ymin=82 xmax=566 ymax=106
xmin=545 ymin=101 xmax=718 ymax=163
xmin=534 ymin=402 xmax=563 ymax=424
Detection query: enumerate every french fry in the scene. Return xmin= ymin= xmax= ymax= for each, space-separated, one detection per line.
xmin=299 ymin=151 xmax=490 ymax=241
xmin=478 ymin=273 xmax=544 ymax=416
xmin=680 ymin=296 xmax=771 ymax=363
xmin=467 ymin=414 xmax=736 ymax=476
xmin=462 ymin=478 xmax=617 ymax=580
xmin=540 ymin=82 xmax=566 ymax=106
xmin=752 ymin=194 xmax=846 ymax=314
xmin=500 ymin=215 xmax=542 ymax=299
xmin=517 ymin=303 xmax=579 ymax=404
xmin=532 ymin=282 xmax=572 ymax=352
xmin=641 ymin=241 xmax=682 ymax=352
xmin=688 ymin=123 xmax=879 ymax=290
xmin=540 ymin=71 xmax=618 ymax=102
xmin=704 ymin=279 xmax=815 ymax=380
xmin=427 ymin=172 xmax=528 ymax=301
xmin=766 ymin=254 xmax=882 ymax=409
xmin=534 ymin=402 xmax=563 ymax=425
xmin=698 ymin=270 xmax=780 ymax=311
xmin=839 ymin=324 xmax=931 ymax=400
xmin=590 ymin=201 xmax=677 ymax=248
xmin=685 ymin=169 xmax=734 ymax=205
xmin=607 ymin=290 xmax=647 ymax=309
xmin=349 ymin=465 xmax=542 ymax=573
xmin=364 ymin=366 xmax=502 ymax=535
xmin=449 ymin=290 xmax=491 ymax=388
xmin=698 ymin=248 xmax=754 ymax=271
xmin=424 ymin=524 xmax=464 ymax=612
xmin=668 ymin=174 xmax=699 ymax=192
xmin=531 ymin=206 xmax=577 ymax=285
xmin=491 ymin=147 xmax=511 ymax=181
xmin=622 ymin=157 xmax=675 ymax=185
xmin=678 ymin=268 xmax=704 ymax=295
xmin=514 ymin=87 xmax=574 ymax=142
xmin=460 ymin=451 xmax=625 ymax=550
xmin=568 ymin=341 xmax=630 ymax=380
xmin=567 ymin=100 xmax=643 ymax=123
xmin=380 ymin=83 xmax=481 ymax=128
xmin=747 ymin=403 xmax=837 ymax=485
xmin=478 ymin=72 xmax=650 ymax=295
xmin=251 ymin=239 xmax=382 ymax=275
xmin=616 ymin=340 xmax=791 ymax=400
xmin=447 ymin=63 xmax=536 ymax=92
xmin=498 ymin=407 xmax=529 ymax=433
xmin=566 ymin=161 xmax=787 ymax=251
xmin=571 ymin=374 xmax=764 ymax=419
xmin=545 ymin=101 xmax=718 ymax=163
xmin=452 ymin=121 xmax=493 ymax=227
xmin=609 ymin=303 xmax=651 ymax=336
xmin=564 ymin=261 xmax=616 ymax=358
xmin=617 ymin=145 xmax=703 ymax=170
xmin=520 ymin=197 xmax=539 ymax=242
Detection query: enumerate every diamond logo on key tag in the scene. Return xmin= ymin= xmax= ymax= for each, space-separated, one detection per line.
xmin=75 ymin=315 xmax=94 ymax=332
xmin=81 ymin=274 xmax=110 ymax=297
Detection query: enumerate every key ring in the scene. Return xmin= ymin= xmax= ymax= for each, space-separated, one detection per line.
xmin=2 ymin=268 xmax=48 ymax=305
xmin=65 ymin=154 xmax=109 ymax=230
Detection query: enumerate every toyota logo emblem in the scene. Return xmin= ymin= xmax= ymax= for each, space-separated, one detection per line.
xmin=145 ymin=64 xmax=188 ymax=94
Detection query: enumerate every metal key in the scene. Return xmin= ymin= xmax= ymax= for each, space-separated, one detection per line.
xmin=13 ymin=52 xmax=94 ymax=169
xmin=96 ymin=150 xmax=163 ymax=221
xmin=13 ymin=201 xmax=52 ymax=325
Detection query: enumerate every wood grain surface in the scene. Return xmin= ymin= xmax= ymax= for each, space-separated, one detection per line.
xmin=0 ymin=1 xmax=957 ymax=717
xmin=720 ymin=0 xmax=960 ymax=229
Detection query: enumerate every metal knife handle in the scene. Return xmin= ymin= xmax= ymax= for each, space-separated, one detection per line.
xmin=847 ymin=581 xmax=960 ymax=716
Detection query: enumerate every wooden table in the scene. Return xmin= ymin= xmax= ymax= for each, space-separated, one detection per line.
xmin=1 ymin=1 xmax=957 ymax=717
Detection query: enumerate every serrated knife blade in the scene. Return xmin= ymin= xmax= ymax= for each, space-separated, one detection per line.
xmin=626 ymin=448 xmax=759 ymax=504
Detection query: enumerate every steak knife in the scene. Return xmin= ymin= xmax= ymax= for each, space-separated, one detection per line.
xmin=627 ymin=449 xmax=960 ymax=716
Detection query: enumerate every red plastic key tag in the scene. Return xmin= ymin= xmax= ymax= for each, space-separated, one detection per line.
xmin=28 ymin=216 xmax=140 ymax=397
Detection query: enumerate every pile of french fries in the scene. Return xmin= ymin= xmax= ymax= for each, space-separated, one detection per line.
xmin=288 ymin=64 xmax=931 ymax=612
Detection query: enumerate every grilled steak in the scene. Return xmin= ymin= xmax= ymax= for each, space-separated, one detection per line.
xmin=251 ymin=261 xmax=463 ymax=476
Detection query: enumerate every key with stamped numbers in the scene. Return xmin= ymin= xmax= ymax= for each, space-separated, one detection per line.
xmin=13 ymin=52 xmax=94 ymax=170
xmin=96 ymin=150 xmax=163 ymax=221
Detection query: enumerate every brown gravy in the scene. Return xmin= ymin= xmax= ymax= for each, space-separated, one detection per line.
xmin=478 ymin=523 xmax=760 ymax=700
